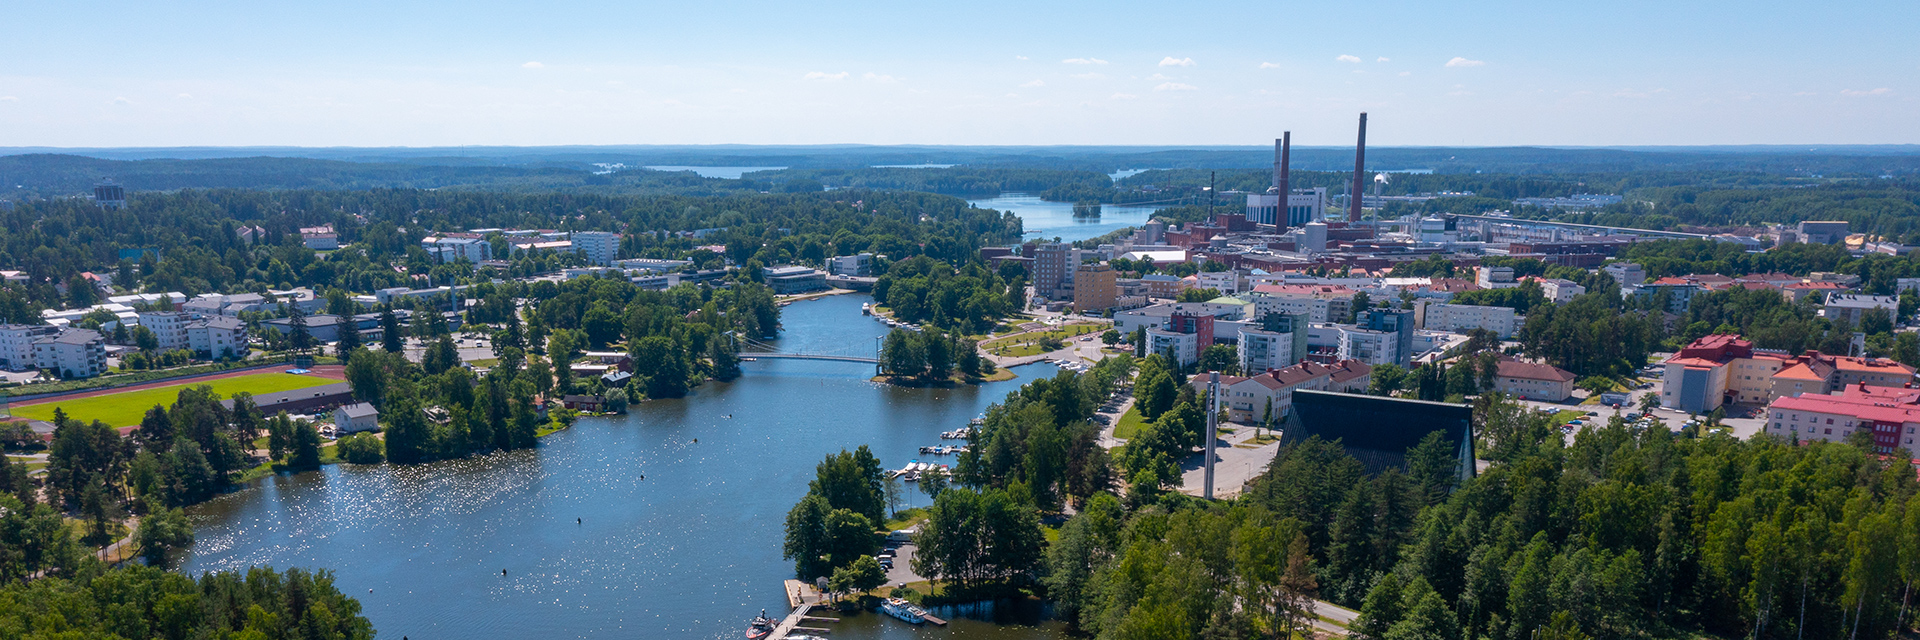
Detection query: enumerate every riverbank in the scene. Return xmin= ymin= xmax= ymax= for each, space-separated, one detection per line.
xmin=176 ymin=293 xmax=1071 ymax=639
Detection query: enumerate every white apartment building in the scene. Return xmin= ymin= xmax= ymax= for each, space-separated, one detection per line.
xmin=1415 ymin=302 xmax=1519 ymax=338
xmin=1339 ymin=328 xmax=1404 ymax=367
xmin=0 ymin=324 xmax=58 ymax=371
xmin=1604 ymin=262 xmax=1646 ymax=287
xmin=32 ymin=328 xmax=107 ymax=378
xmin=1476 ymin=266 xmax=1519 ymax=289
xmin=422 ymin=236 xmax=490 ymax=263
xmin=1250 ymin=293 xmax=1332 ymax=324
xmin=1145 ymin=327 xmax=1201 ymax=367
xmin=1194 ymin=271 xmax=1240 ymax=294
xmin=1537 ymin=278 xmax=1586 ymax=304
xmin=138 ymin=311 xmax=192 ymax=351
xmin=572 ymin=231 xmax=620 ymax=266
xmin=829 ymin=253 xmax=875 ymax=277
xmin=188 ymin=316 xmax=250 ymax=359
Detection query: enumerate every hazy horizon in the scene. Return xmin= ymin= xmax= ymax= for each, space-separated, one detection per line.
xmin=4 ymin=0 xmax=1915 ymax=148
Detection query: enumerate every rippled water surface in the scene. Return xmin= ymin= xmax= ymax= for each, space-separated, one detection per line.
xmin=181 ymin=294 xmax=1067 ymax=639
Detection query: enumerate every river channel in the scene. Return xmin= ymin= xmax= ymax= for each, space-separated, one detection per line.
xmin=180 ymin=293 xmax=1068 ymax=639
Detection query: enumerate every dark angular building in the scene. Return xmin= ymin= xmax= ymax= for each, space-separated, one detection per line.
xmin=1281 ymin=389 xmax=1476 ymax=483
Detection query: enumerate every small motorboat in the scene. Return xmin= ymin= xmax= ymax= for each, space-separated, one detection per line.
xmin=882 ymin=597 xmax=929 ymax=624
xmin=745 ymin=610 xmax=776 ymax=639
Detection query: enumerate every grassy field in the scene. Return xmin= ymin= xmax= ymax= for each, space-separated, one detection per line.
xmin=980 ymin=323 xmax=1105 ymax=358
xmin=12 ymin=372 xmax=340 ymax=427
xmin=1113 ymin=406 xmax=1148 ymax=440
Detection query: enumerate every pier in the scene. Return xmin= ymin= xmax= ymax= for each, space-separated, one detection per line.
xmin=770 ymin=580 xmax=836 ymax=639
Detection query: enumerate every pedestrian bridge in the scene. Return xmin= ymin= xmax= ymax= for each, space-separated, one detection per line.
xmin=741 ymin=352 xmax=879 ymax=364
xmin=736 ymin=336 xmax=879 ymax=364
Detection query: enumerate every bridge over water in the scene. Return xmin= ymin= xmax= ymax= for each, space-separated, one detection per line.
xmin=736 ymin=337 xmax=879 ymax=365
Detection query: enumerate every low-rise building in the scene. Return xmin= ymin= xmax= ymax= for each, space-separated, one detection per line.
xmin=1662 ymin=334 xmax=1918 ymax=413
xmin=1205 ymin=360 xmax=1372 ymax=423
xmin=336 ymin=403 xmax=380 ymax=434
xmin=1824 ymin=294 xmax=1898 ymax=326
xmin=1415 ymin=302 xmax=1518 ymax=338
xmin=763 ymin=266 xmax=827 ymax=294
xmin=1492 ymin=359 xmax=1577 ymax=401
xmin=1764 ymin=384 xmax=1920 ymax=453
xmin=828 ymin=253 xmax=875 ymax=277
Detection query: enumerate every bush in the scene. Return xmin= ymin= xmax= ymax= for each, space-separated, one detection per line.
xmin=338 ymin=433 xmax=385 ymax=464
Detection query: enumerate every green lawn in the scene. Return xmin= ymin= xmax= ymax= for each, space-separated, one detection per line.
xmin=13 ymin=372 xmax=340 ymax=427
xmin=1113 ymin=406 xmax=1148 ymax=440
xmin=980 ymin=323 xmax=1105 ymax=358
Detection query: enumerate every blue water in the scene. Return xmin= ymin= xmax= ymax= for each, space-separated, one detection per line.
xmin=178 ymin=294 xmax=1066 ymax=639
xmin=967 ymin=192 xmax=1163 ymax=243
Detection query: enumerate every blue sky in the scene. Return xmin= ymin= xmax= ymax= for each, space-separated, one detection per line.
xmin=1 ymin=0 xmax=1914 ymax=147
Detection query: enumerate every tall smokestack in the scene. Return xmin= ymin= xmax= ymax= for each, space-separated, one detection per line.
xmin=1277 ymin=132 xmax=1291 ymax=231
xmin=1350 ymin=112 xmax=1367 ymax=235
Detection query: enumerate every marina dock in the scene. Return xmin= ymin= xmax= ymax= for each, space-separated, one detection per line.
xmin=771 ymin=580 xmax=837 ymax=639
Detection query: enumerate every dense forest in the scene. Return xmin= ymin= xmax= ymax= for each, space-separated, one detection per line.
xmin=1037 ymin=393 xmax=1920 ymax=640
xmin=0 ymin=564 xmax=374 ymax=639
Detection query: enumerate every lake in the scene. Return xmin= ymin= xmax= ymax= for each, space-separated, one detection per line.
xmin=644 ymin=166 xmax=789 ymax=179
xmin=180 ymin=294 xmax=1068 ymax=639
xmin=966 ymin=193 xmax=1164 ymax=244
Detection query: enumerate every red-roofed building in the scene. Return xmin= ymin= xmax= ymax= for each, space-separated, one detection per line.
xmin=1664 ymin=334 xmax=1917 ymax=414
xmin=1202 ymin=359 xmax=1372 ymax=423
xmin=1492 ymin=359 xmax=1578 ymax=401
xmin=1765 ymin=383 xmax=1920 ymax=452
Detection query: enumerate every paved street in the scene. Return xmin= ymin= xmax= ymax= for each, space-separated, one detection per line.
xmin=1177 ymin=423 xmax=1283 ymax=499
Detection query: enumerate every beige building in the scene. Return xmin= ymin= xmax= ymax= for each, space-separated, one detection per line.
xmin=1491 ymin=359 xmax=1576 ymax=401
xmin=1074 ymin=263 xmax=1119 ymax=313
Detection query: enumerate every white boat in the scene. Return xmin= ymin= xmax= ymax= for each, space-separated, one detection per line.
xmin=882 ymin=598 xmax=928 ymax=624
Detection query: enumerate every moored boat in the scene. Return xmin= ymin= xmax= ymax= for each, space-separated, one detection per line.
xmin=881 ymin=598 xmax=928 ymax=624
xmin=745 ymin=610 xmax=776 ymax=639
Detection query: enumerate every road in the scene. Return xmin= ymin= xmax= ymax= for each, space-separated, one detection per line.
xmin=1177 ymin=422 xmax=1283 ymax=499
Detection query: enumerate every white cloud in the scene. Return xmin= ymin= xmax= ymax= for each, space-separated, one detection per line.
xmin=1445 ymin=57 xmax=1486 ymax=67
xmin=1159 ymin=57 xmax=1195 ymax=67
xmin=1015 ymin=55 xmax=1029 ymax=60
xmin=804 ymin=71 xmax=850 ymax=80
xmin=1148 ymin=73 xmax=1173 ymax=81
xmin=1110 ymin=93 xmax=1138 ymax=100
xmin=1378 ymin=57 xmax=1391 ymax=63
xmin=521 ymin=61 xmax=544 ymax=69
xmin=1793 ymin=91 xmax=1818 ymax=96
xmin=863 ymin=73 xmax=898 ymax=83
xmin=1841 ymin=87 xmax=1891 ymax=96
xmin=1062 ymin=57 xmax=1109 ymax=65
xmin=1336 ymin=55 xmax=1362 ymax=63
xmin=1154 ymin=82 xmax=1197 ymax=92
xmin=1071 ymin=73 xmax=1106 ymax=80
xmin=1258 ymin=62 xmax=1282 ymax=69
xmin=177 ymin=93 xmax=192 ymax=99
xmin=110 ymin=96 xmax=132 ymax=105
xmin=1399 ymin=71 xmax=1412 ymax=76
xmin=1020 ymin=79 xmax=1045 ymax=87
xmin=0 ymin=96 xmax=17 ymax=102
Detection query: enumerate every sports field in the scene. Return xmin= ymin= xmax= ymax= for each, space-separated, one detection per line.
xmin=10 ymin=372 xmax=341 ymax=427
